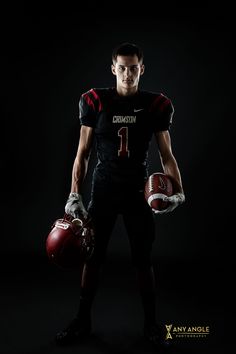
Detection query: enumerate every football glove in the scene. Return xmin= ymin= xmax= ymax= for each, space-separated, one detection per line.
xmin=65 ymin=192 xmax=88 ymax=219
xmin=153 ymin=192 xmax=185 ymax=214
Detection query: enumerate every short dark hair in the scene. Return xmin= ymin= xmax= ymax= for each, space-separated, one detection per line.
xmin=112 ymin=42 xmax=144 ymax=64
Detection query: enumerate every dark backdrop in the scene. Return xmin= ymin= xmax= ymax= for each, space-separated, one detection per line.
xmin=1 ymin=2 xmax=234 ymax=354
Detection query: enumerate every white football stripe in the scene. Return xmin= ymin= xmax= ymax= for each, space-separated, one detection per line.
xmin=147 ymin=193 xmax=167 ymax=206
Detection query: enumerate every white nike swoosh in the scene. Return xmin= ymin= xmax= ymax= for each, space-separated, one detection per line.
xmin=134 ymin=108 xmax=144 ymax=112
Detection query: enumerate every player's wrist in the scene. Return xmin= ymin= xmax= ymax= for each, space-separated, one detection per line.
xmin=167 ymin=192 xmax=185 ymax=205
xmin=176 ymin=192 xmax=185 ymax=203
xmin=69 ymin=192 xmax=81 ymax=198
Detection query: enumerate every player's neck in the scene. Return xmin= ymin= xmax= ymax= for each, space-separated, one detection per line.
xmin=116 ymin=86 xmax=138 ymax=97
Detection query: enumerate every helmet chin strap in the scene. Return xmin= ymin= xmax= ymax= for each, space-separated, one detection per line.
xmin=72 ymin=218 xmax=83 ymax=227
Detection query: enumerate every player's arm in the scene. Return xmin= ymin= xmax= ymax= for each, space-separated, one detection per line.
xmin=71 ymin=125 xmax=94 ymax=193
xmin=155 ymin=130 xmax=183 ymax=192
xmin=65 ymin=125 xmax=94 ymax=219
xmin=154 ymin=130 xmax=185 ymax=213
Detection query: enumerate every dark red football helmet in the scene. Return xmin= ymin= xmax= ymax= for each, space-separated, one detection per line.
xmin=46 ymin=214 xmax=95 ymax=269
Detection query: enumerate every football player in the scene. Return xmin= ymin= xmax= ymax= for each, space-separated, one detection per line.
xmin=55 ymin=42 xmax=185 ymax=348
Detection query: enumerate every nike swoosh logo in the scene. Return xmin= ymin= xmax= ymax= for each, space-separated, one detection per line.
xmin=159 ymin=177 xmax=166 ymax=190
xmin=134 ymin=108 xmax=144 ymax=112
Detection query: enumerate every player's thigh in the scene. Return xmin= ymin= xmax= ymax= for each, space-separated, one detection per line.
xmin=123 ymin=198 xmax=155 ymax=266
xmin=88 ymin=200 xmax=117 ymax=264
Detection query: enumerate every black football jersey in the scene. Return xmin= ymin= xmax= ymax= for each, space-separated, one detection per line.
xmin=79 ymin=87 xmax=174 ymax=188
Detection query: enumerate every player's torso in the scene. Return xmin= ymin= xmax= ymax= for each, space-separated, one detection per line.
xmin=93 ymin=88 xmax=156 ymax=165
xmin=79 ymin=87 xmax=172 ymax=193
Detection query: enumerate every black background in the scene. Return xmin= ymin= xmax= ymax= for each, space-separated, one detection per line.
xmin=1 ymin=2 xmax=234 ymax=353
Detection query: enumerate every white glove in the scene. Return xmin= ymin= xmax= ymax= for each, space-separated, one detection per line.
xmin=65 ymin=192 xmax=88 ymax=219
xmin=153 ymin=192 xmax=185 ymax=215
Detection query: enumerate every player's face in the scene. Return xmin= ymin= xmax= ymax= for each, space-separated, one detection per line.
xmin=111 ymin=55 xmax=145 ymax=95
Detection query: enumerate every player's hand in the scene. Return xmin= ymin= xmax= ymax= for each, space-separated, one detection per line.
xmin=65 ymin=192 xmax=88 ymax=219
xmin=153 ymin=192 xmax=185 ymax=214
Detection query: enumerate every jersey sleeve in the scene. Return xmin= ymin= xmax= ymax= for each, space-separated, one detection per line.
xmin=79 ymin=89 xmax=102 ymax=127
xmin=150 ymin=93 xmax=174 ymax=132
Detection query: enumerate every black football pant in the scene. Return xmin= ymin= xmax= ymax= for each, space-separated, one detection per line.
xmin=77 ymin=189 xmax=157 ymax=326
xmin=87 ymin=189 xmax=155 ymax=268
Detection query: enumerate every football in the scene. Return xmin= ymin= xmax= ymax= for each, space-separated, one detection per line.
xmin=144 ymin=172 xmax=173 ymax=212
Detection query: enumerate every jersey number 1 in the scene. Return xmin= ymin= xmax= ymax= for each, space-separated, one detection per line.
xmin=118 ymin=127 xmax=130 ymax=157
